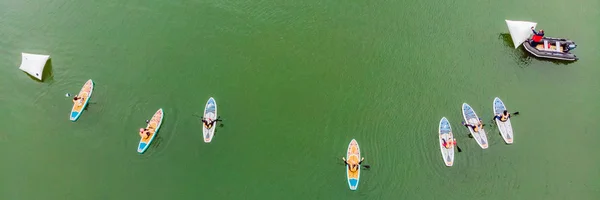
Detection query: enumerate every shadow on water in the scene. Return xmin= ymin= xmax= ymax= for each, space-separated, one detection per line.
xmin=498 ymin=33 xmax=577 ymax=67
xmin=498 ymin=33 xmax=533 ymax=68
xmin=23 ymin=59 xmax=54 ymax=82
xmin=83 ymin=102 xmax=97 ymax=111
xmin=150 ymin=133 xmax=163 ymax=149
xmin=214 ymin=123 xmax=225 ymax=135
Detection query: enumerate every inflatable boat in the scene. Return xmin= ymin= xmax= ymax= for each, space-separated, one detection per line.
xmin=505 ymin=20 xmax=578 ymax=61
xmin=523 ymin=37 xmax=578 ymax=61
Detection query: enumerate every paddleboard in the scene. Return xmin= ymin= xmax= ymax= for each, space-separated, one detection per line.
xmin=346 ymin=139 xmax=361 ymax=191
xmin=70 ymin=79 xmax=94 ymax=122
xmin=462 ymin=103 xmax=488 ymax=149
xmin=493 ymin=97 xmax=514 ymax=144
xmin=137 ymin=108 xmax=164 ymax=153
xmin=438 ymin=117 xmax=454 ymax=167
xmin=202 ymin=97 xmax=217 ymax=143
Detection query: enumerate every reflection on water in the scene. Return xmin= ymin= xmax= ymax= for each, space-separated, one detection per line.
xmin=498 ymin=33 xmax=533 ymax=68
xmin=22 ymin=59 xmax=54 ymax=83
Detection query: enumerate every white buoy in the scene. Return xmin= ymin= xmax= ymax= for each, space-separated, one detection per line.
xmin=65 ymin=93 xmax=71 ymax=97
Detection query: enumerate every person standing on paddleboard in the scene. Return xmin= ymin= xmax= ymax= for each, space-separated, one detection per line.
xmin=493 ymin=110 xmax=511 ymax=122
xmin=342 ymin=157 xmax=364 ymax=172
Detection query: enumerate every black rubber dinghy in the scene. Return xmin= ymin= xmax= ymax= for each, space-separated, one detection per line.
xmin=523 ymin=37 xmax=578 ymax=61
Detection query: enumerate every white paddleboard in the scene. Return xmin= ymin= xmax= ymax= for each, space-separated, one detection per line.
xmin=438 ymin=117 xmax=454 ymax=167
xmin=202 ymin=97 xmax=217 ymax=143
xmin=493 ymin=97 xmax=514 ymax=144
xmin=462 ymin=103 xmax=488 ymax=149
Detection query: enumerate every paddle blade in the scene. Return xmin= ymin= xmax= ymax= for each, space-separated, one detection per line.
xmin=513 ymin=112 xmax=520 ymax=115
xmin=456 ymin=145 xmax=462 ymax=152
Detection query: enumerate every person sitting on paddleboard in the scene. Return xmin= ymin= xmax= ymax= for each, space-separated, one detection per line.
xmin=72 ymin=96 xmax=83 ymax=104
xmin=202 ymin=117 xmax=218 ymax=129
xmin=442 ymin=138 xmax=456 ymax=149
xmin=462 ymin=119 xmax=484 ymax=132
xmin=530 ymin=27 xmax=544 ymax=47
xmin=342 ymin=157 xmax=364 ymax=172
xmin=139 ymin=128 xmax=152 ymax=139
xmin=493 ymin=110 xmax=511 ymax=122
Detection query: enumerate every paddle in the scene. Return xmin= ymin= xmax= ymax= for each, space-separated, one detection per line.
xmin=456 ymin=145 xmax=462 ymax=152
xmin=359 ymin=157 xmax=370 ymax=170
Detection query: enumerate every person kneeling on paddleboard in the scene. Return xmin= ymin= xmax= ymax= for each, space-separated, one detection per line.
xmin=462 ymin=119 xmax=484 ymax=132
xmin=342 ymin=157 xmax=364 ymax=172
xmin=493 ymin=110 xmax=511 ymax=122
xmin=442 ymin=138 xmax=457 ymax=149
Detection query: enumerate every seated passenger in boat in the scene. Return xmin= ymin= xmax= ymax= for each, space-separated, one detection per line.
xmin=530 ymin=27 xmax=544 ymax=46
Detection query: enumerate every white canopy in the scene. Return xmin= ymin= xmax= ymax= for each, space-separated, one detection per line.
xmin=505 ymin=20 xmax=537 ymax=48
xmin=19 ymin=53 xmax=50 ymax=80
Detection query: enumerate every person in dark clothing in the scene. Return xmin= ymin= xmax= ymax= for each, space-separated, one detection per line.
xmin=202 ymin=117 xmax=217 ymax=129
xmin=462 ymin=119 xmax=484 ymax=132
xmin=494 ymin=110 xmax=511 ymax=122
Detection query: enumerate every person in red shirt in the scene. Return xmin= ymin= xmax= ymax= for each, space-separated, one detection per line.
xmin=530 ymin=27 xmax=545 ymax=46
xmin=442 ymin=138 xmax=457 ymax=149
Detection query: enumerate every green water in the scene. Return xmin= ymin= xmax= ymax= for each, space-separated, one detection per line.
xmin=1 ymin=0 xmax=599 ymax=199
